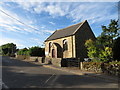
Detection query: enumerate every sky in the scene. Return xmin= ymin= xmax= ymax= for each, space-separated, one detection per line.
xmin=0 ymin=1 xmax=119 ymax=49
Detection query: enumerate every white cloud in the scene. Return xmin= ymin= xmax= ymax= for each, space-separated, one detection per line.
xmin=12 ymin=2 xmax=118 ymax=24
xmin=0 ymin=4 xmax=45 ymax=35
xmin=45 ymin=4 xmax=65 ymax=16
xmin=0 ymin=37 xmax=25 ymax=48
xmin=49 ymin=21 xmax=55 ymax=25
xmin=30 ymin=38 xmax=44 ymax=46
xmin=34 ymin=3 xmax=66 ymax=17
xmin=12 ymin=2 xmax=66 ymax=17
xmin=67 ymin=3 xmax=117 ymax=23
xmin=43 ymin=30 xmax=55 ymax=34
xmin=1 ymin=0 xmax=120 ymax=2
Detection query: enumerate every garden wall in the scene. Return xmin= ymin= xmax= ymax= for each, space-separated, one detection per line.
xmin=16 ymin=55 xmax=30 ymax=60
xmin=81 ymin=62 xmax=120 ymax=76
xmin=16 ymin=55 xmax=120 ymax=76
xmin=44 ymin=57 xmax=62 ymax=67
xmin=15 ymin=55 xmax=62 ymax=67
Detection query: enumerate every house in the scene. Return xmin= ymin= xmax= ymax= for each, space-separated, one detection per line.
xmin=44 ymin=20 xmax=96 ymax=60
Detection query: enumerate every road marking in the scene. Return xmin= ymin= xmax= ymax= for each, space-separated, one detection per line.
xmin=48 ymin=75 xmax=60 ymax=87
xmin=41 ymin=73 xmax=56 ymax=87
xmin=44 ymin=73 xmax=55 ymax=84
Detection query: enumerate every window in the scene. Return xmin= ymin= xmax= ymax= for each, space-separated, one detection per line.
xmin=49 ymin=42 xmax=52 ymax=53
xmin=63 ymin=39 xmax=68 ymax=51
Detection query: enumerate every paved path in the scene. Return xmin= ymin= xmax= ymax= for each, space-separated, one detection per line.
xmin=2 ymin=56 xmax=119 ymax=88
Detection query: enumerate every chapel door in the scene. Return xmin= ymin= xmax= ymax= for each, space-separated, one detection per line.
xmin=52 ymin=49 xmax=55 ymax=58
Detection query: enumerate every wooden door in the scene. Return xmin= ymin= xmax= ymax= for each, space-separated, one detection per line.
xmin=52 ymin=49 xmax=55 ymax=58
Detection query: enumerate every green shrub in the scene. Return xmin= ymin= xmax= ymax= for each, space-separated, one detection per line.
xmin=17 ymin=48 xmax=29 ymax=55
xmin=29 ymin=46 xmax=44 ymax=57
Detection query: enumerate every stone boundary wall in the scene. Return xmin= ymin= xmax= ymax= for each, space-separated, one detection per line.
xmin=52 ymin=58 xmax=62 ymax=67
xmin=16 ymin=55 xmax=30 ymax=60
xmin=15 ymin=55 xmax=119 ymax=76
xmin=80 ymin=62 xmax=120 ymax=76
xmin=15 ymin=55 xmax=62 ymax=67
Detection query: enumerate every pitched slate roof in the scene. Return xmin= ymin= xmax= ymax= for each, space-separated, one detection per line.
xmin=45 ymin=20 xmax=87 ymax=42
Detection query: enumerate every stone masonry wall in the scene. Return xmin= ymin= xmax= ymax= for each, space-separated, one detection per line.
xmin=45 ymin=36 xmax=76 ymax=58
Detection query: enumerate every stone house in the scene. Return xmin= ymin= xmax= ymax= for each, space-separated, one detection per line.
xmin=44 ymin=20 xmax=96 ymax=60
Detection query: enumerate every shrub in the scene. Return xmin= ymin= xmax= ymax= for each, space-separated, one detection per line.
xmin=28 ymin=46 xmax=45 ymax=57
xmin=17 ymin=48 xmax=29 ymax=55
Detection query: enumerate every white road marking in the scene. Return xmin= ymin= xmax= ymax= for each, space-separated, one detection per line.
xmin=44 ymin=74 xmax=55 ymax=84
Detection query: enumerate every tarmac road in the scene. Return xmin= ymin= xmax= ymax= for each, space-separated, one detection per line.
xmin=1 ymin=56 xmax=119 ymax=89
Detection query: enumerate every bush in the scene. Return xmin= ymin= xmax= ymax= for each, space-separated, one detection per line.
xmin=17 ymin=46 xmax=45 ymax=57
xmin=17 ymin=48 xmax=29 ymax=55
xmin=29 ymin=46 xmax=45 ymax=57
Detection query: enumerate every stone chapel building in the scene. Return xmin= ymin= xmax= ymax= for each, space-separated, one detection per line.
xmin=44 ymin=20 xmax=96 ymax=60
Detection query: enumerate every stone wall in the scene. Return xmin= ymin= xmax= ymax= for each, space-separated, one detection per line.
xmin=80 ymin=62 xmax=120 ymax=76
xmin=16 ymin=55 xmax=62 ymax=67
xmin=44 ymin=57 xmax=62 ymax=67
xmin=52 ymin=58 xmax=62 ymax=67
xmin=16 ymin=55 xmax=30 ymax=60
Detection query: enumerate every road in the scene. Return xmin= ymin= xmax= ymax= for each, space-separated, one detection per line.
xmin=1 ymin=56 xmax=119 ymax=88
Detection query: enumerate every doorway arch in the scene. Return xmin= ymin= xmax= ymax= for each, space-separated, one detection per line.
xmin=52 ymin=49 xmax=55 ymax=58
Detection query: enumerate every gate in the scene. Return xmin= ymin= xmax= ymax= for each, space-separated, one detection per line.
xmin=61 ymin=58 xmax=80 ymax=67
xmin=67 ymin=59 xmax=80 ymax=67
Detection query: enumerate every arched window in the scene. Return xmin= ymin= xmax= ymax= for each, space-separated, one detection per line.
xmin=63 ymin=39 xmax=68 ymax=51
xmin=49 ymin=42 xmax=52 ymax=53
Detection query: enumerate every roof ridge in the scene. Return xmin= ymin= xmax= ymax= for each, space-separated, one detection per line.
xmin=45 ymin=20 xmax=87 ymax=42
xmin=44 ymin=30 xmax=57 ymax=42
xmin=73 ymin=20 xmax=87 ymax=34
xmin=56 ymin=20 xmax=85 ymax=31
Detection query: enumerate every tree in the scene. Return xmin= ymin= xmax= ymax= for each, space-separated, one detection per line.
xmin=85 ymin=39 xmax=98 ymax=58
xmin=113 ymin=37 xmax=120 ymax=61
xmin=0 ymin=43 xmax=17 ymax=56
xmin=98 ymin=19 xmax=120 ymax=48
xmin=85 ymin=20 xmax=120 ymax=62
xmin=98 ymin=47 xmax=112 ymax=62
xmin=28 ymin=46 xmax=45 ymax=57
xmin=98 ymin=20 xmax=120 ymax=61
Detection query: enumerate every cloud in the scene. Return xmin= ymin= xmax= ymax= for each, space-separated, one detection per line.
xmin=29 ymin=38 xmax=44 ymax=47
xmin=2 ymin=0 xmax=120 ymax=2
xmin=45 ymin=4 xmax=65 ymax=16
xmin=12 ymin=2 xmax=118 ymax=24
xmin=0 ymin=37 xmax=25 ymax=48
xmin=49 ymin=21 xmax=55 ymax=25
xmin=67 ymin=2 xmax=117 ymax=23
xmin=13 ymin=2 xmax=66 ymax=17
xmin=0 ymin=4 xmax=45 ymax=35
xmin=42 ymin=30 xmax=55 ymax=34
